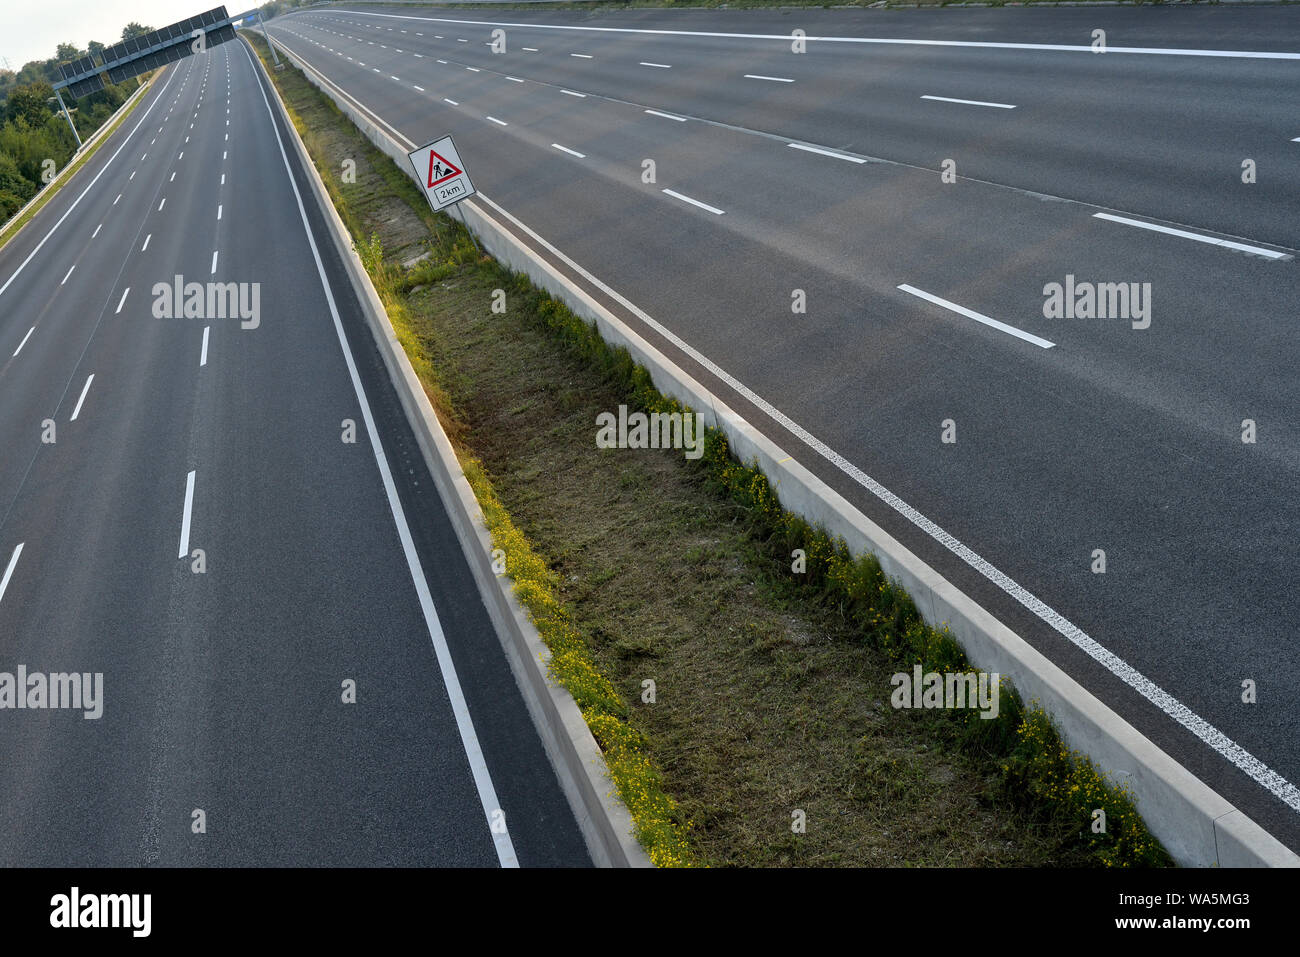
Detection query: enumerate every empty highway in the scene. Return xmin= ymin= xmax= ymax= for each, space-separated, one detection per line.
xmin=265 ymin=4 xmax=1300 ymax=850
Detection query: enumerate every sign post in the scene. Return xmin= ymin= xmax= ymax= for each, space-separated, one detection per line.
xmin=406 ymin=134 xmax=480 ymax=254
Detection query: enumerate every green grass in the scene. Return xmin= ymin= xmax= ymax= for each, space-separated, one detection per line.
xmin=248 ymin=30 xmax=1172 ymax=868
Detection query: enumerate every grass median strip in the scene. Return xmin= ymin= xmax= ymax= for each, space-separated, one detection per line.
xmin=249 ymin=32 xmax=1170 ymax=869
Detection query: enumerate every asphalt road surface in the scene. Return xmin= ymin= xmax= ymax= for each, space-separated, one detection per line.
xmin=265 ymin=4 xmax=1300 ymax=851
xmin=0 ymin=37 xmax=589 ymax=866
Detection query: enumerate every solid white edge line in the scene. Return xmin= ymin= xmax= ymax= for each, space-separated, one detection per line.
xmin=70 ymin=373 xmax=94 ymax=421
xmin=921 ymin=94 xmax=1017 ymax=109
xmin=200 ymin=326 xmax=209 ymax=367
xmin=12 ymin=326 xmax=34 ymax=356
xmin=0 ymin=543 xmax=23 ymax=606
xmin=897 ymin=284 xmax=1055 ymax=349
xmin=1092 ymin=212 xmax=1290 ymax=260
xmin=298 ymin=10 xmax=1300 ymax=59
xmin=551 ymin=143 xmax=585 ymax=158
xmin=662 ymin=188 xmax=725 ymax=215
xmin=243 ymin=36 xmax=519 ymax=867
xmin=788 ymin=142 xmax=867 ymax=164
xmin=178 ymin=470 xmax=196 ymax=559
xmin=0 ymin=63 xmax=171 ymax=309
xmin=275 ymin=30 xmax=1300 ymax=814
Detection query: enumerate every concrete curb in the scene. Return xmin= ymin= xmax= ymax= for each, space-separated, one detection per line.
xmin=0 ymin=72 xmax=158 ymax=254
xmin=265 ymin=28 xmax=1299 ymax=868
xmin=245 ymin=34 xmax=650 ymax=868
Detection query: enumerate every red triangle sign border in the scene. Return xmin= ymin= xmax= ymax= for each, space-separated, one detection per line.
xmin=427 ymin=149 xmax=463 ymax=188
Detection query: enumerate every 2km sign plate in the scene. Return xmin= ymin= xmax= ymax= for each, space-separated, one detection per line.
xmin=407 ymin=135 xmax=475 ymax=211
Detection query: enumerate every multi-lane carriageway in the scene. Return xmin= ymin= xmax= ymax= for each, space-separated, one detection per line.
xmin=0 ymin=37 xmax=589 ymax=865
xmin=265 ymin=5 xmax=1300 ymax=853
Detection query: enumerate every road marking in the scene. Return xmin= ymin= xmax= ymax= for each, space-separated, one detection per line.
xmin=897 ymin=284 xmax=1055 ymax=348
xmin=921 ymin=94 xmax=1016 ymax=109
xmin=129 ymin=170 xmax=136 ymax=180
xmin=200 ymin=326 xmax=209 ymax=367
xmin=414 ymin=84 xmax=425 ymax=91
xmin=217 ymin=204 xmax=223 ymax=220
xmin=211 ymin=250 xmax=218 ymax=274
xmin=241 ymin=37 xmax=519 ymax=866
xmin=552 ymin=143 xmax=585 ymax=158
xmin=662 ymin=188 xmax=725 ymax=215
xmin=640 ymin=61 xmax=671 ymax=68
xmin=522 ymin=47 xmax=538 ymax=52
xmin=561 ymin=89 xmax=586 ymax=97
xmin=506 ymin=76 xmax=524 ymax=83
xmin=61 ymin=265 xmax=75 ymax=285
xmin=12 ymin=327 xmax=34 ymax=356
xmin=70 ymin=374 xmax=95 ymax=421
xmin=317 ymin=13 xmax=1300 ymax=59
xmin=158 ymin=198 xmax=166 ymax=211
xmin=391 ymin=75 xmax=401 ymax=81
xmin=142 ymin=234 xmax=151 ymax=251
xmin=170 ymin=171 xmax=176 ymax=181
xmin=570 ymin=53 xmax=593 ymax=58
xmin=114 ymin=194 xmax=121 ymax=204
xmin=116 ymin=288 xmax=129 ymax=314
xmin=788 ymin=142 xmax=866 ymax=164
xmin=486 ymin=115 xmax=508 ymax=126
xmin=437 ymin=59 xmax=448 ymax=64
xmin=178 ymin=470 xmax=196 ymax=559
xmin=744 ymin=73 xmax=794 ymax=83
xmin=645 ymin=108 xmax=686 ymax=122
xmin=0 ymin=544 xmax=23 ymax=607
xmin=92 ymin=224 xmax=102 ymax=238
xmin=1092 ymin=212 xmax=1290 ymax=260
xmin=466 ymin=66 xmax=481 ymax=72
xmin=179 ymin=151 xmax=184 ymax=159
xmin=444 ymin=97 xmax=459 ymax=106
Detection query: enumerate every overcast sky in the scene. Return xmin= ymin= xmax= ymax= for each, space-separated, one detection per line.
xmin=0 ymin=0 xmax=248 ymax=72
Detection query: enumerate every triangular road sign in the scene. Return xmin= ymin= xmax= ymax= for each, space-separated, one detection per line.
xmin=427 ymin=150 xmax=462 ymax=188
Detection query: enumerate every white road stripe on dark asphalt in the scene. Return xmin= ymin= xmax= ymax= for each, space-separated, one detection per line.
xmin=1092 ymin=212 xmax=1290 ymax=260
xmin=70 ymin=374 xmax=95 ymax=421
xmin=788 ymin=142 xmax=866 ymax=164
xmin=897 ymin=284 xmax=1055 ymax=348
xmin=12 ymin=326 xmax=34 ymax=356
xmin=551 ymin=143 xmax=585 ymax=158
xmin=921 ymin=94 xmax=1016 ymax=109
xmin=662 ymin=188 xmax=724 ymax=215
xmin=201 ymin=326 xmax=209 ymax=367
xmin=0 ymin=543 xmax=23 ymax=607
xmin=115 ymin=288 xmax=129 ymax=314
xmin=178 ymin=470 xmax=196 ymax=559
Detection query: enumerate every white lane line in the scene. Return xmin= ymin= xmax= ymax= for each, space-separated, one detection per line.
xmin=466 ymin=66 xmax=481 ymax=72
xmin=645 ymin=108 xmax=686 ymax=122
xmin=1291 ymin=136 xmax=1300 ymax=142
xmin=414 ymin=53 xmax=424 ymax=57
xmin=391 ymin=75 xmax=401 ymax=81
xmin=551 ymin=143 xmax=586 ymax=158
xmin=640 ymin=61 xmax=671 ymax=68
xmin=200 ymin=326 xmax=209 ymax=367
xmin=788 ymin=142 xmax=866 ymax=164
xmin=129 ymin=169 xmax=136 ymax=180
xmin=178 ymin=470 xmax=196 ymax=559
xmin=561 ymin=89 xmax=586 ymax=98
xmin=570 ymin=53 xmax=592 ymax=58
xmin=70 ymin=374 xmax=95 ymax=421
xmin=437 ymin=59 xmax=448 ymax=64
xmin=92 ymin=224 xmax=102 ymax=238
xmin=141 ymin=234 xmax=151 ymax=251
xmin=0 ymin=544 xmax=23 ymax=607
xmin=115 ymin=288 xmax=130 ymax=314
xmin=506 ymin=76 xmax=524 ymax=83
xmin=444 ymin=97 xmax=459 ymax=106
xmin=522 ymin=47 xmax=538 ymax=52
xmin=662 ymin=188 xmax=725 ymax=215
xmin=414 ymin=84 xmax=425 ymax=92
xmin=921 ymin=94 xmax=1016 ymax=109
xmin=170 ymin=171 xmax=176 ymax=182
xmin=211 ymin=250 xmax=219 ymax=274
xmin=223 ymin=151 xmax=227 ymax=160
xmin=61 ymin=265 xmax=75 ymax=285
xmin=373 ymin=68 xmax=381 ymax=73
xmin=11 ymin=326 xmax=34 ymax=357
xmin=114 ymin=194 xmax=121 ymax=204
xmin=897 ymin=284 xmax=1055 ymax=349
xmin=744 ymin=73 xmax=794 ymax=83
xmin=240 ymin=38 xmax=519 ymax=867
xmin=1092 ymin=212 xmax=1290 ymax=260
xmin=320 ymin=14 xmax=1300 ymax=59
xmin=179 ymin=151 xmax=184 ymax=159
xmin=158 ymin=198 xmax=166 ymax=211
xmin=221 ymin=173 xmax=226 ymax=185
xmin=217 ymin=204 xmax=223 ymax=220
xmin=486 ymin=115 xmax=508 ymax=126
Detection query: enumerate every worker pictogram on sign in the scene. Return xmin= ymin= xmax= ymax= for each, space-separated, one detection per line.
xmin=427 ymin=150 xmax=462 ymax=188
xmin=407 ymin=134 xmax=475 ymax=212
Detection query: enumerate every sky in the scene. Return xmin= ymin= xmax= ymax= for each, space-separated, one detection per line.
xmin=0 ymin=0 xmax=251 ymax=73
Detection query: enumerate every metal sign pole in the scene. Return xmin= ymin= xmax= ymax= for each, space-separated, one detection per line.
xmin=53 ymin=88 xmax=83 ymax=151
xmin=258 ymin=15 xmax=282 ymax=68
